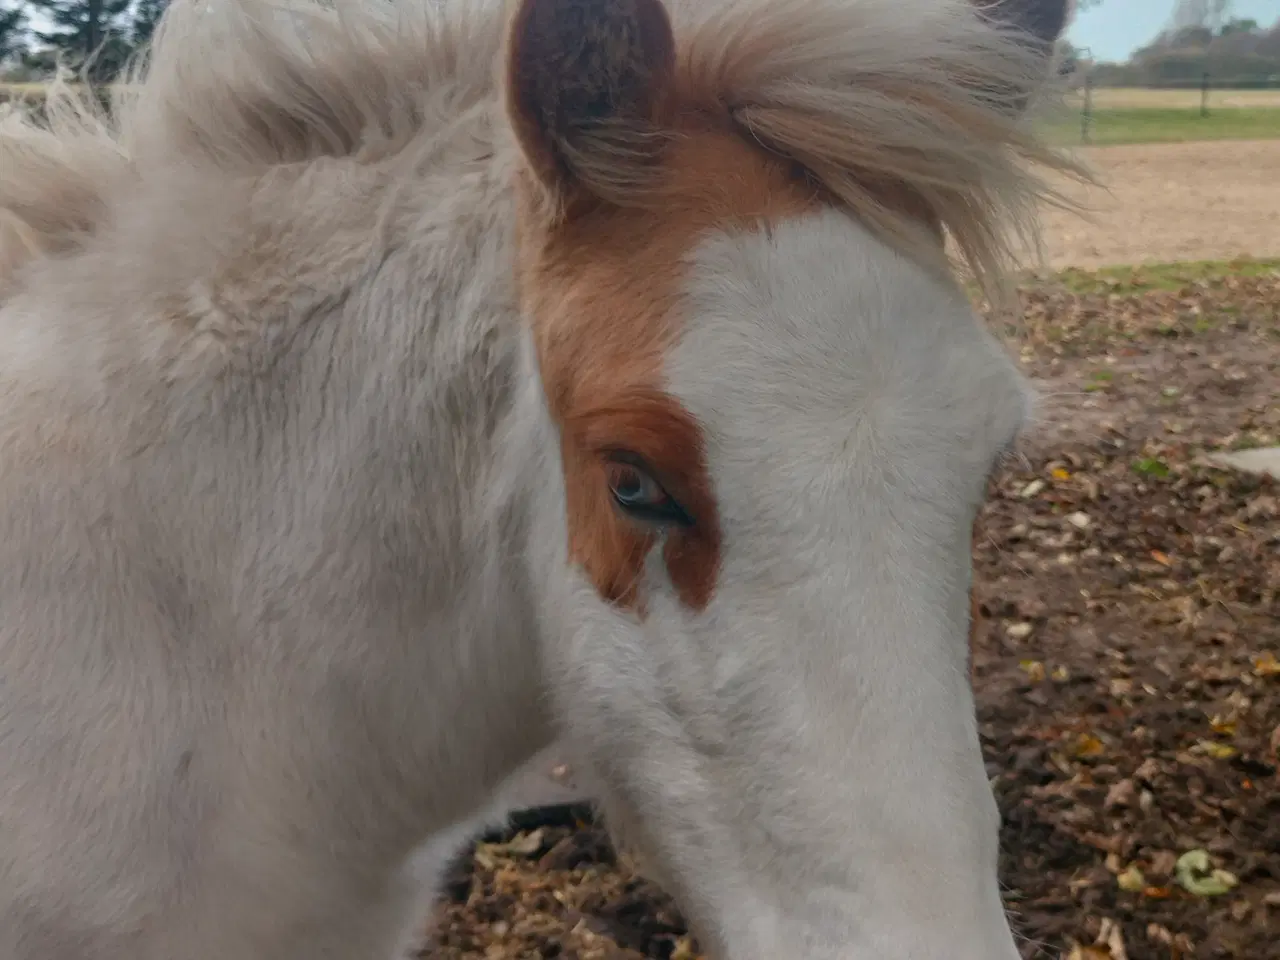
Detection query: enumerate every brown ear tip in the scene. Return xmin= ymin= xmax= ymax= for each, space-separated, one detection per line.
xmin=979 ymin=0 xmax=1071 ymax=46
xmin=503 ymin=0 xmax=678 ymax=202
xmin=507 ymin=0 xmax=676 ymax=65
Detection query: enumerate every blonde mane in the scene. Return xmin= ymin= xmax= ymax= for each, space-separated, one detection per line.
xmin=0 ymin=0 xmax=1085 ymax=302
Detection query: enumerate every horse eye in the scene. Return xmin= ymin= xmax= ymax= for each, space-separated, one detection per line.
xmin=606 ymin=462 xmax=660 ymax=505
xmin=604 ymin=459 xmax=693 ymax=527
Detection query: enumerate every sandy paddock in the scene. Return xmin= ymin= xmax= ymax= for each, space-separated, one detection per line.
xmin=1066 ymin=87 xmax=1280 ymax=109
xmin=1038 ymin=139 xmax=1280 ymax=269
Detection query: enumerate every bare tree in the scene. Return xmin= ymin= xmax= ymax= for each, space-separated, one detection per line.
xmin=25 ymin=0 xmax=133 ymax=82
xmin=1167 ymin=0 xmax=1234 ymax=34
xmin=0 ymin=0 xmax=28 ymax=66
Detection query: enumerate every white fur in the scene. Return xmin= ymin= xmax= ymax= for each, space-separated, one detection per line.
xmin=541 ymin=213 xmax=1032 ymax=958
xmin=0 ymin=0 xmax=1065 ymax=957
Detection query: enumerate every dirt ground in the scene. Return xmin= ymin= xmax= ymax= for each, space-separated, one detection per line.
xmin=1067 ymin=89 xmax=1280 ymax=110
xmin=1039 ymin=139 xmax=1280 ymax=270
xmin=970 ymin=273 xmax=1280 ymax=959
xmin=417 ymin=269 xmax=1280 ymax=960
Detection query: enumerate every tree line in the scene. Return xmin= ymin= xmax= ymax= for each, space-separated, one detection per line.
xmin=1056 ymin=0 xmax=1280 ymax=88
xmin=0 ymin=0 xmax=1102 ymax=87
xmin=6 ymin=0 xmax=1275 ymax=90
xmin=1090 ymin=15 xmax=1280 ymax=88
xmin=0 ymin=0 xmax=168 ymax=83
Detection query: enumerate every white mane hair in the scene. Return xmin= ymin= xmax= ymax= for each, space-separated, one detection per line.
xmin=0 ymin=0 xmax=1086 ymax=305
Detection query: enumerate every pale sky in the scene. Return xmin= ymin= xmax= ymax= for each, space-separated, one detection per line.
xmin=1068 ymin=0 xmax=1280 ymax=63
xmin=10 ymin=0 xmax=1280 ymax=66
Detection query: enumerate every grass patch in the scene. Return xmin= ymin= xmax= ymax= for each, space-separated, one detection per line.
xmin=1047 ymin=258 xmax=1280 ymax=296
xmin=1133 ymin=456 xmax=1172 ymax=479
xmin=965 ymin=257 xmax=1280 ymax=307
xmin=1229 ymin=433 xmax=1269 ymax=451
xmin=1043 ymin=106 xmax=1280 ymax=146
xmin=0 ymin=82 xmax=47 ymax=106
xmin=1084 ymin=368 xmax=1114 ymax=392
xmin=0 ymin=81 xmax=134 ymax=108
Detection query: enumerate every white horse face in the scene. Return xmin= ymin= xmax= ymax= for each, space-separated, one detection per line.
xmin=504 ymin=0 xmax=1066 ymax=954
xmin=541 ymin=210 xmax=1030 ymax=959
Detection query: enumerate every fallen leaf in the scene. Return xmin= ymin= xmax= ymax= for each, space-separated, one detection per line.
xmin=1007 ymin=622 xmax=1034 ymax=640
xmin=1110 ymin=677 xmax=1134 ymax=697
xmin=477 ymin=829 xmax=545 ymax=863
xmin=1194 ymin=739 xmax=1238 ymax=760
xmin=1209 ymin=716 xmax=1237 ymax=736
xmin=1073 ymin=733 xmax=1106 ymax=759
xmin=1067 ymin=510 xmax=1092 ymax=529
xmin=504 ymin=829 xmax=546 ymax=857
xmin=1104 ymin=778 xmax=1136 ymax=810
xmin=1020 ymin=659 xmax=1046 ymax=682
xmin=1150 ymin=550 xmax=1172 ymax=566
xmin=1067 ymin=946 xmax=1112 ymax=960
xmin=1253 ymin=652 xmax=1280 ymax=677
xmin=1117 ymin=864 xmax=1146 ymax=892
xmin=1175 ymin=849 xmax=1239 ymax=897
xmin=1098 ymin=918 xmax=1129 ymax=960
xmin=1134 ymin=758 xmax=1161 ymax=783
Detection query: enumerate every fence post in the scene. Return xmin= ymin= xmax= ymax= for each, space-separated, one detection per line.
xmin=1200 ymin=72 xmax=1210 ymax=118
xmin=1081 ymin=69 xmax=1093 ymax=145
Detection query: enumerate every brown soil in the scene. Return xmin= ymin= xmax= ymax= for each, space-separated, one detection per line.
xmin=415 ymin=271 xmax=1280 ymax=959
xmin=1072 ymin=90 xmax=1280 ymax=109
xmin=1040 ymin=140 xmax=1280 ymax=270
xmin=972 ymin=275 xmax=1280 ymax=959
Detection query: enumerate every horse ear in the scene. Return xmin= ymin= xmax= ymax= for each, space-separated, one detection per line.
xmin=974 ymin=0 xmax=1073 ymax=114
xmin=503 ymin=0 xmax=677 ymax=214
xmin=979 ymin=0 xmax=1072 ymax=49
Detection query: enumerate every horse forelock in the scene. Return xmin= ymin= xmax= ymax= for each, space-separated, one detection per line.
xmin=0 ymin=0 xmax=1088 ymax=305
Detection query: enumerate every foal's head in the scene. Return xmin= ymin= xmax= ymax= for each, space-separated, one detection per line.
xmin=504 ymin=0 xmax=1073 ymax=955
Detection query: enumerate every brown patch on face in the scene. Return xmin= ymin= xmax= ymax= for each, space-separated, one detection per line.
xmin=515 ymin=121 xmax=818 ymax=612
xmin=504 ymin=0 xmax=953 ymax=613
